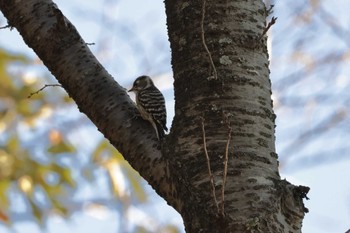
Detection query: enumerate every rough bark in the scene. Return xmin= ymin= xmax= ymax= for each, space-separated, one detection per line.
xmin=164 ymin=0 xmax=308 ymax=232
xmin=0 ymin=0 xmax=309 ymax=232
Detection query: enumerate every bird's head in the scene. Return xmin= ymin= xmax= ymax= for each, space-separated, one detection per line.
xmin=128 ymin=75 xmax=154 ymax=92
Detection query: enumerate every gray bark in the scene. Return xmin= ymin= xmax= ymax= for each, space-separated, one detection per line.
xmin=0 ymin=0 xmax=309 ymax=232
xmin=164 ymin=0 xmax=309 ymax=232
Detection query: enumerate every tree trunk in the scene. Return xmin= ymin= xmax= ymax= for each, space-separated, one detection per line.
xmin=0 ymin=0 xmax=309 ymax=232
xmin=164 ymin=0 xmax=309 ymax=232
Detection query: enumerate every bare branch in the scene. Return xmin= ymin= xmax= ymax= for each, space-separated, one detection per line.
xmin=266 ymin=4 xmax=274 ymax=16
xmin=0 ymin=24 xmax=11 ymax=29
xmin=257 ymin=16 xmax=277 ymax=43
xmin=27 ymin=84 xmax=62 ymax=98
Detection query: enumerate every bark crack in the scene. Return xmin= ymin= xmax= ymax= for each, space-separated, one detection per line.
xmin=200 ymin=116 xmax=219 ymax=211
xmin=220 ymin=113 xmax=232 ymax=216
xmin=200 ymin=0 xmax=218 ymax=80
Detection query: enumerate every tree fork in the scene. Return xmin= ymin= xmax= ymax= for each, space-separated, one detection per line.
xmin=0 ymin=0 xmax=310 ymax=232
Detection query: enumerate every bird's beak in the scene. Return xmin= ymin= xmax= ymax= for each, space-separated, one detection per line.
xmin=128 ymin=87 xmax=134 ymax=92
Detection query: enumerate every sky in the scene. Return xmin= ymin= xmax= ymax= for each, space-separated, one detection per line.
xmin=1 ymin=0 xmax=350 ymax=233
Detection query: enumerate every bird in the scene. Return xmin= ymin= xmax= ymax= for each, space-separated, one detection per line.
xmin=128 ymin=75 xmax=168 ymax=140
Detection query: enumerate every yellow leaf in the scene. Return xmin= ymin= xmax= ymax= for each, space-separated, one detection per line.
xmin=0 ymin=150 xmax=14 ymax=179
xmin=61 ymin=168 xmax=75 ymax=187
xmin=0 ymin=180 xmax=10 ymax=209
xmin=18 ymin=175 xmax=33 ymax=194
xmin=28 ymin=199 xmax=43 ymax=224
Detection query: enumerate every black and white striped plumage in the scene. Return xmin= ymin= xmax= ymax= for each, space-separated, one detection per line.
xmin=128 ymin=75 xmax=168 ymax=139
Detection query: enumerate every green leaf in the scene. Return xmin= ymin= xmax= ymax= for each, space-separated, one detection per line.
xmin=47 ymin=141 xmax=75 ymax=154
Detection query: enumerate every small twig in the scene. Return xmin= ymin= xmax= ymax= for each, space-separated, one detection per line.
xmin=0 ymin=25 xmax=11 ymax=30
xmin=258 ymin=16 xmax=277 ymax=42
xmin=28 ymin=84 xmax=62 ymax=98
xmin=266 ymin=5 xmax=275 ymax=16
xmin=86 ymin=42 xmax=95 ymax=46
xmin=220 ymin=115 xmax=232 ymax=215
xmin=200 ymin=0 xmax=218 ymax=80
xmin=200 ymin=116 xmax=219 ymax=211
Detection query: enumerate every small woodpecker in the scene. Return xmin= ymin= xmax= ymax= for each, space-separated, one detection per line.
xmin=128 ymin=75 xmax=167 ymax=139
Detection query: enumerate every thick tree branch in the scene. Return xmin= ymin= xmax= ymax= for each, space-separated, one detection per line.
xmin=0 ymin=0 xmax=180 ymax=210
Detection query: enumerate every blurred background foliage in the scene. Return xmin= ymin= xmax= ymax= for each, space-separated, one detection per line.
xmin=0 ymin=47 xmax=177 ymax=232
